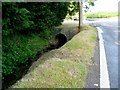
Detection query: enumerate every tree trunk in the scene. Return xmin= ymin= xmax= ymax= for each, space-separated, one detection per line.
xmin=79 ymin=0 xmax=83 ymax=29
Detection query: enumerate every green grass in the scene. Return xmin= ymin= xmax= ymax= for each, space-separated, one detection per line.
xmin=12 ymin=59 xmax=85 ymax=88
xmin=11 ymin=25 xmax=96 ymax=88
xmin=85 ymin=12 xmax=118 ymax=18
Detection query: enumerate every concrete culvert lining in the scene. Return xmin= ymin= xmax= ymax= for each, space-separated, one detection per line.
xmin=55 ymin=33 xmax=67 ymax=47
xmin=49 ymin=27 xmax=79 ymax=49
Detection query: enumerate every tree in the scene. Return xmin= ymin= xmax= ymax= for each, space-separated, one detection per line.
xmin=68 ymin=0 xmax=96 ymax=16
xmin=79 ymin=0 xmax=83 ymax=28
xmin=78 ymin=0 xmax=96 ymax=28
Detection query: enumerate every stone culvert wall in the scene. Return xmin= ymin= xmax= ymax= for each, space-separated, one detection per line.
xmin=49 ymin=27 xmax=80 ymax=48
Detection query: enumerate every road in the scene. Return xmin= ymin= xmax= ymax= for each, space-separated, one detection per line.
xmin=62 ymin=18 xmax=119 ymax=88
xmin=87 ymin=17 xmax=119 ymax=88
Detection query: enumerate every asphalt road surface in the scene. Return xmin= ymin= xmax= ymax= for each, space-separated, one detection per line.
xmin=88 ymin=17 xmax=119 ymax=88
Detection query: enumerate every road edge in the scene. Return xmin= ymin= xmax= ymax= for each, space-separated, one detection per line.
xmin=97 ymin=27 xmax=110 ymax=88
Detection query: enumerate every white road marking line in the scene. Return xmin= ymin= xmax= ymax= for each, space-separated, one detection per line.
xmin=115 ymin=41 xmax=120 ymax=45
xmin=114 ymin=31 xmax=120 ymax=33
xmin=94 ymin=84 xmax=99 ymax=87
xmin=97 ymin=27 xmax=110 ymax=88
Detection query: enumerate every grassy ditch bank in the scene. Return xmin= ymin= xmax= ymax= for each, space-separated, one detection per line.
xmin=11 ymin=26 xmax=97 ymax=88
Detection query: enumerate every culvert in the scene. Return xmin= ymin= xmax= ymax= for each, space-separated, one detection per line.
xmin=55 ymin=33 xmax=67 ymax=47
xmin=49 ymin=27 xmax=80 ymax=48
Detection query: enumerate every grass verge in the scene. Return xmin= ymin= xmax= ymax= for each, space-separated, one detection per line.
xmin=85 ymin=12 xmax=118 ymax=18
xmin=11 ymin=25 xmax=97 ymax=88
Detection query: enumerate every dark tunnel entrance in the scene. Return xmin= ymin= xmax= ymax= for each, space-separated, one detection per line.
xmin=55 ymin=33 xmax=67 ymax=48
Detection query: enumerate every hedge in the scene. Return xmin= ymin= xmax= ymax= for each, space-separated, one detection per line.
xmin=2 ymin=2 xmax=69 ymax=78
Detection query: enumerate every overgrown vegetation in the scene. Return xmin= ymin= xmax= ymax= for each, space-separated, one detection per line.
xmin=2 ymin=2 xmax=69 ymax=80
xmin=85 ymin=12 xmax=118 ymax=18
xmin=65 ymin=0 xmax=96 ymax=20
xmin=11 ymin=25 xmax=96 ymax=88
xmin=2 ymin=1 xmax=98 ymax=88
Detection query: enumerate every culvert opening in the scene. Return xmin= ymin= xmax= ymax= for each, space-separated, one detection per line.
xmin=55 ymin=33 xmax=67 ymax=48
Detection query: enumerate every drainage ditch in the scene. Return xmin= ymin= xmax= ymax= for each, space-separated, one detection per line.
xmin=3 ymin=27 xmax=79 ymax=89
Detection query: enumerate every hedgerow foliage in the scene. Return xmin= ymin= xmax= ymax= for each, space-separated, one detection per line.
xmin=3 ymin=2 xmax=69 ymax=36
xmin=2 ymin=2 xmax=69 ymax=78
